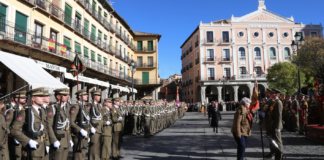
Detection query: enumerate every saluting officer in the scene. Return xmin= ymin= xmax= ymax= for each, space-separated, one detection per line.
xmin=131 ymin=101 xmax=138 ymax=136
xmin=47 ymin=88 xmax=73 ymax=160
xmin=70 ymin=89 xmax=90 ymax=160
xmin=101 ymin=98 xmax=113 ymax=160
xmin=11 ymin=87 xmax=50 ymax=160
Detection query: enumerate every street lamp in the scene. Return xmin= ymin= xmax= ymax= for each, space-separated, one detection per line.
xmin=291 ymin=32 xmax=305 ymax=99
xmin=219 ymin=76 xmax=225 ymax=102
xmin=130 ymin=60 xmax=136 ymax=100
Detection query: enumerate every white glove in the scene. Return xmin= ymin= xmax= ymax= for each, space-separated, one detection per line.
xmin=275 ymin=129 xmax=280 ymax=133
xmin=90 ymin=127 xmax=96 ymax=134
xmin=158 ymin=114 xmax=160 ymax=116
xmin=28 ymin=140 xmax=38 ymax=149
xmin=46 ymin=146 xmax=49 ymax=154
xmin=14 ymin=139 xmax=20 ymax=144
xmin=146 ymin=115 xmax=150 ymax=117
xmin=88 ymin=138 xmax=90 ymax=142
xmin=139 ymin=114 xmax=142 ymax=116
xmin=106 ymin=121 xmax=111 ymax=125
xmin=118 ymin=117 xmax=122 ymax=121
xmin=80 ymin=129 xmax=88 ymax=137
xmin=135 ymin=114 xmax=138 ymax=116
xmin=53 ymin=140 xmax=60 ymax=149
xmin=70 ymin=140 xmax=74 ymax=147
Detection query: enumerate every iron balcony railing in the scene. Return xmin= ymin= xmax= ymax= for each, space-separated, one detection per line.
xmin=218 ymin=38 xmax=232 ymax=44
xmin=189 ymin=46 xmax=192 ymax=52
xmin=202 ymin=38 xmax=216 ymax=44
xmin=195 ymin=58 xmax=199 ymax=64
xmin=270 ymin=56 xmax=277 ymax=60
xmin=195 ymin=41 xmax=199 ymax=47
xmin=195 ymin=76 xmax=200 ymax=82
xmin=202 ymin=56 xmax=216 ymax=63
xmin=133 ymin=79 xmax=162 ymax=85
xmin=254 ymin=56 xmax=262 ymax=61
xmin=49 ymin=4 xmax=64 ymax=22
xmin=116 ymin=29 xmax=121 ymax=38
xmin=35 ymin=0 xmax=51 ymax=12
xmin=219 ymin=56 xmax=233 ymax=62
xmin=234 ymin=74 xmax=267 ymax=80
xmin=190 ymin=62 xmax=193 ymax=68
xmin=186 ymin=65 xmax=189 ymax=70
xmin=284 ymin=56 xmax=291 ymax=61
xmin=239 ymin=56 xmax=246 ymax=61
xmin=186 ymin=50 xmax=189 ymax=55
xmin=136 ymin=63 xmax=157 ymax=68
xmin=135 ymin=46 xmax=156 ymax=52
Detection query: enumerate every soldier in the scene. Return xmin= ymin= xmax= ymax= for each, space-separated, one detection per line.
xmin=70 ymin=89 xmax=90 ymax=160
xmin=143 ymin=101 xmax=151 ymax=138
xmin=291 ymin=95 xmax=299 ymax=132
xmin=11 ymin=87 xmax=50 ymax=160
xmin=149 ymin=101 xmax=155 ymax=136
xmin=42 ymin=90 xmax=50 ymax=160
xmin=269 ymin=89 xmax=283 ymax=160
xmin=88 ymin=90 xmax=103 ymax=160
xmin=47 ymin=88 xmax=73 ymax=160
xmin=281 ymin=95 xmax=286 ymax=129
xmin=137 ymin=100 xmax=143 ymax=134
xmin=283 ymin=95 xmax=292 ymax=131
xmin=298 ymin=94 xmax=308 ymax=135
xmin=0 ymin=101 xmax=9 ymax=160
xmin=101 ymin=98 xmax=113 ymax=160
xmin=131 ymin=101 xmax=138 ymax=136
xmin=111 ymin=97 xmax=123 ymax=159
xmin=4 ymin=91 xmax=26 ymax=160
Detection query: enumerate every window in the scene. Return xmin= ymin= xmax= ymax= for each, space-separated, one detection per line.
xmin=104 ymin=12 xmax=107 ymax=17
xmin=196 ymin=52 xmax=199 ymax=59
xmin=222 ymin=49 xmax=230 ymax=60
xmin=137 ymin=56 xmax=142 ymax=67
xmin=142 ymin=72 xmax=149 ymax=84
xmin=119 ymin=45 xmax=122 ymax=54
xmin=83 ymin=20 xmax=89 ymax=37
xmin=92 ymin=1 xmax=96 ymax=13
xmin=311 ymin=32 xmax=318 ymax=37
xmin=84 ymin=47 xmax=89 ymax=57
xmin=238 ymin=31 xmax=244 ymax=38
xmin=207 ymin=31 xmax=213 ymax=42
xmin=64 ymin=4 xmax=72 ymax=26
xmin=255 ymin=67 xmax=262 ymax=75
xmin=75 ymin=42 xmax=81 ymax=54
xmin=239 ymin=67 xmax=247 ymax=75
xmin=224 ymin=68 xmax=231 ymax=79
xmin=222 ymin=31 xmax=229 ymax=42
xmin=253 ymin=31 xmax=259 ymax=38
xmin=33 ymin=22 xmax=43 ymax=45
xmin=97 ymin=54 xmax=102 ymax=63
xmin=296 ymin=32 xmax=303 ymax=41
xmin=98 ymin=31 xmax=102 ymax=43
xmin=91 ymin=25 xmax=96 ymax=42
xmin=91 ymin=51 xmax=95 ymax=62
xmin=207 ymin=68 xmax=214 ymax=80
xmin=148 ymin=41 xmax=153 ymax=51
xmin=268 ymin=32 xmax=274 ymax=38
xmin=14 ymin=12 xmax=27 ymax=44
xmin=284 ymin=47 xmax=290 ymax=57
xmin=0 ymin=5 xmax=7 ymax=32
xmin=207 ymin=49 xmax=214 ymax=61
xmin=63 ymin=37 xmax=71 ymax=54
xmin=104 ymin=58 xmax=107 ymax=65
xmin=75 ymin=12 xmax=81 ymax=30
xmin=148 ymin=56 xmax=153 ymax=67
xmin=137 ymin=41 xmax=142 ymax=51
xmin=239 ymin=47 xmax=245 ymax=57
xmin=269 ymin=47 xmax=276 ymax=57
xmin=49 ymin=30 xmax=57 ymax=53
xmin=254 ymin=47 xmax=261 ymax=57
xmin=283 ymin=32 xmax=289 ymax=38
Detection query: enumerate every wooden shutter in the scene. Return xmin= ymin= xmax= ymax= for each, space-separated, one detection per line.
xmin=76 ymin=12 xmax=81 ymax=20
xmin=0 ymin=5 xmax=6 ymax=32
xmin=64 ymin=4 xmax=72 ymax=26
xmin=104 ymin=13 xmax=107 ymax=17
xmin=91 ymin=25 xmax=95 ymax=35
xmin=98 ymin=8 xmax=101 ymax=14
xmin=137 ymin=41 xmax=142 ymax=50
xmin=0 ymin=5 xmax=6 ymax=17
xmin=92 ymin=2 xmax=96 ymax=10
xmin=84 ymin=20 xmax=89 ymax=29
xmin=142 ymin=72 xmax=149 ymax=84
xmin=91 ymin=51 xmax=95 ymax=61
xmin=98 ymin=31 xmax=101 ymax=39
xmin=84 ymin=47 xmax=89 ymax=57
xmin=75 ymin=43 xmax=81 ymax=54
xmin=63 ymin=37 xmax=70 ymax=48
xmin=148 ymin=41 xmax=153 ymax=51
xmin=104 ymin=58 xmax=107 ymax=65
xmin=98 ymin=54 xmax=101 ymax=62
xmin=14 ymin=12 xmax=27 ymax=44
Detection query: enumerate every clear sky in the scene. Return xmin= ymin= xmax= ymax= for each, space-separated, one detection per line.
xmin=112 ymin=0 xmax=324 ymax=79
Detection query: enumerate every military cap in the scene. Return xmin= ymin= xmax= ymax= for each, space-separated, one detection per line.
xmin=54 ymin=88 xmax=70 ymax=95
xmin=75 ymin=89 xmax=88 ymax=95
xmin=265 ymin=88 xmax=272 ymax=93
xmin=13 ymin=91 xmax=27 ymax=98
xmin=112 ymin=97 xmax=121 ymax=101
xmin=104 ymin=98 xmax=112 ymax=103
xmin=90 ymin=89 xmax=101 ymax=95
xmin=305 ymin=95 xmax=309 ymax=98
xmin=31 ymin=87 xmax=47 ymax=96
xmin=300 ymin=93 xmax=305 ymax=96
xmin=271 ymin=88 xmax=281 ymax=94
xmin=43 ymin=90 xmax=49 ymax=96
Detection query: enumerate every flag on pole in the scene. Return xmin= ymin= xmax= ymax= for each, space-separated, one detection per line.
xmin=69 ymin=54 xmax=86 ymax=77
xmin=264 ymin=63 xmax=266 ymax=73
xmin=250 ymin=80 xmax=260 ymax=112
xmin=176 ymin=86 xmax=179 ymax=107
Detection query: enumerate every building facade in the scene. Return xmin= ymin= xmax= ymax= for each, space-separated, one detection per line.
xmin=180 ymin=0 xmax=323 ymax=103
xmin=0 ymin=0 xmax=161 ymax=102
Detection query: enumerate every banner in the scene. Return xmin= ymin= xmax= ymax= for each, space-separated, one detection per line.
xmin=69 ymin=54 xmax=86 ymax=77
xmin=48 ymin=40 xmax=55 ymax=50
xmin=250 ymin=80 xmax=260 ymax=112
xmin=61 ymin=45 xmax=67 ymax=54
xmin=176 ymin=86 xmax=179 ymax=107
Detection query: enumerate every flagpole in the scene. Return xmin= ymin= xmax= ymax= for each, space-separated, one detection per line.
xmin=77 ymin=70 xmax=79 ymax=91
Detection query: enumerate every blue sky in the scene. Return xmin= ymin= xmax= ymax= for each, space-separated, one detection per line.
xmin=112 ymin=0 xmax=324 ymax=79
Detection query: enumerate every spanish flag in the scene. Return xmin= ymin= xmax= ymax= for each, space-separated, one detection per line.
xmin=250 ymin=80 xmax=260 ymax=112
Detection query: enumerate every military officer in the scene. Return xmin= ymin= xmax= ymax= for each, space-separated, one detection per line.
xmin=298 ymin=94 xmax=308 ymax=135
xmin=131 ymin=101 xmax=138 ymax=136
xmin=149 ymin=101 xmax=155 ymax=136
xmin=283 ymin=95 xmax=292 ymax=131
xmin=11 ymin=87 xmax=50 ymax=160
xmin=101 ymin=98 xmax=113 ymax=160
xmin=143 ymin=101 xmax=151 ymax=138
xmin=70 ymin=89 xmax=90 ymax=160
xmin=111 ymin=97 xmax=123 ymax=159
xmin=0 ymin=101 xmax=9 ymax=160
xmin=291 ymin=95 xmax=299 ymax=132
xmin=47 ymin=88 xmax=73 ymax=160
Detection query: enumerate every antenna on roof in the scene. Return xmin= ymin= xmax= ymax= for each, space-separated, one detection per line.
xmin=108 ymin=0 xmax=114 ymax=6
xmin=213 ymin=16 xmax=218 ymax=21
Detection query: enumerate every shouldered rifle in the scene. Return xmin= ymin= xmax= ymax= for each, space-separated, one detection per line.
xmin=6 ymin=91 xmax=12 ymax=109
xmin=88 ymin=96 xmax=97 ymax=146
xmin=76 ymin=94 xmax=87 ymax=152
xmin=50 ymin=96 xmax=65 ymax=160
xmin=10 ymin=94 xmax=20 ymax=160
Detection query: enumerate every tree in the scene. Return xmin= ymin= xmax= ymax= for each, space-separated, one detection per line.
xmin=266 ymin=62 xmax=306 ymax=95
xmin=291 ymin=36 xmax=324 ymax=79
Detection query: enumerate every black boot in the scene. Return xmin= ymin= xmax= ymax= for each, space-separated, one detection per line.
xmin=213 ymin=128 xmax=215 ymax=132
xmin=216 ymin=128 xmax=218 ymax=133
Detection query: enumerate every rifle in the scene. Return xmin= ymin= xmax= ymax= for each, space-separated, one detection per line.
xmin=6 ymin=91 xmax=12 ymax=109
xmin=50 ymin=96 xmax=65 ymax=160
xmin=25 ymin=85 xmax=39 ymax=160
xmin=88 ymin=95 xmax=98 ymax=146
xmin=10 ymin=94 xmax=20 ymax=160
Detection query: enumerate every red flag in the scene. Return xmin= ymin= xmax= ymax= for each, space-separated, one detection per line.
xmin=250 ymin=80 xmax=260 ymax=112
xmin=314 ymin=78 xmax=318 ymax=93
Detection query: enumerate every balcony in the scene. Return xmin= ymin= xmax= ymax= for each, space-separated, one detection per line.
xmin=202 ymin=56 xmax=216 ymax=63
xmin=284 ymin=56 xmax=290 ymax=61
xmin=202 ymin=38 xmax=215 ymax=45
xmin=189 ymin=79 xmax=192 ymax=85
xmin=189 ymin=46 xmax=192 ymax=52
xmin=136 ymin=63 xmax=157 ymax=68
xmin=195 ymin=76 xmax=200 ymax=82
xmin=218 ymin=38 xmax=232 ymax=44
xmin=109 ymin=23 xmax=116 ymax=33
xmin=34 ymin=0 xmax=51 ymax=13
xmin=186 ymin=65 xmax=189 ymax=70
xmin=49 ymin=4 xmax=64 ymax=23
xmin=270 ymin=56 xmax=277 ymax=61
xmin=116 ymin=29 xmax=121 ymax=38
xmin=200 ymin=75 xmax=234 ymax=81
xmin=219 ymin=56 xmax=233 ymax=62
xmin=239 ymin=56 xmax=246 ymax=61
xmin=190 ymin=63 xmax=193 ymax=68
xmin=254 ymin=56 xmax=262 ymax=61
xmin=135 ymin=46 xmax=157 ymax=52
xmin=195 ymin=58 xmax=199 ymax=65
xmin=186 ymin=50 xmax=189 ymax=55
xmin=182 ymin=67 xmax=186 ymax=72
xmin=195 ymin=41 xmax=199 ymax=47
xmin=134 ymin=79 xmax=162 ymax=85
xmin=234 ymin=74 xmax=267 ymax=80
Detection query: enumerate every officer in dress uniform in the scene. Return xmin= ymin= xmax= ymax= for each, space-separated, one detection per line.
xmin=88 ymin=90 xmax=103 ymax=160
xmin=101 ymin=98 xmax=113 ymax=160
xmin=0 ymin=101 xmax=9 ymax=160
xmin=149 ymin=101 xmax=155 ymax=136
xmin=283 ymin=95 xmax=292 ymax=131
xmin=291 ymin=95 xmax=299 ymax=132
xmin=11 ymin=87 xmax=50 ymax=160
xmin=298 ymin=94 xmax=308 ymax=135
xmin=111 ymin=97 xmax=123 ymax=159
xmin=131 ymin=101 xmax=138 ymax=136
xmin=47 ymin=88 xmax=73 ymax=160
xmin=70 ymin=89 xmax=90 ymax=160
xmin=143 ymin=100 xmax=151 ymax=138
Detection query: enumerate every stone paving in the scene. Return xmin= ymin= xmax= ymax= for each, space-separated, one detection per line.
xmin=118 ymin=111 xmax=324 ymax=160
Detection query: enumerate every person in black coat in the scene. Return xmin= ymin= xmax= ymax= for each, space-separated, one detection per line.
xmin=207 ymin=102 xmax=212 ymax=123
xmin=209 ymin=103 xmax=222 ymax=133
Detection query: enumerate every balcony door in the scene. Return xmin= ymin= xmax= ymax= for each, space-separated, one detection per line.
xmin=148 ymin=56 xmax=153 ymax=67
xmin=255 ymin=66 xmax=262 ymax=76
xmin=33 ymin=23 xmax=43 ymax=46
xmin=207 ymin=49 xmax=214 ymax=61
xmin=142 ymin=72 xmax=149 ymax=84
xmin=206 ymin=31 xmax=213 ymax=42
xmin=207 ymin=68 xmax=214 ymax=80
xmin=49 ymin=30 xmax=57 ymax=53
xmin=224 ymin=68 xmax=231 ymax=79
xmin=137 ymin=57 xmax=142 ymax=67
xmin=222 ymin=31 xmax=229 ymax=42
xmin=239 ymin=67 xmax=247 ymax=75
xmin=222 ymin=49 xmax=230 ymax=60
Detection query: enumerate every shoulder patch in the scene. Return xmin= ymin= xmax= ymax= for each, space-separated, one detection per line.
xmin=17 ymin=116 xmax=22 ymax=121
xmin=0 ymin=110 xmax=3 ymax=114
xmin=87 ymin=106 xmax=90 ymax=110
xmin=71 ymin=110 xmax=75 ymax=114
xmin=48 ymin=112 xmax=53 ymax=116
xmin=6 ymin=115 xmax=9 ymax=120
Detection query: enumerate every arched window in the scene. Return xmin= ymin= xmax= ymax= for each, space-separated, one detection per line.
xmin=255 ymin=66 xmax=262 ymax=75
xmin=269 ymin=47 xmax=276 ymax=57
xmin=284 ymin=47 xmax=290 ymax=57
xmin=239 ymin=67 xmax=247 ymax=75
xmin=239 ymin=47 xmax=245 ymax=57
xmin=254 ymin=47 xmax=261 ymax=56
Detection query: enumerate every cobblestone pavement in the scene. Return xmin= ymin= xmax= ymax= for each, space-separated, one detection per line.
xmin=69 ymin=111 xmax=324 ymax=160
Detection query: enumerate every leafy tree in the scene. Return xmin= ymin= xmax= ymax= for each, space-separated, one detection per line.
xmin=266 ymin=62 xmax=306 ymax=95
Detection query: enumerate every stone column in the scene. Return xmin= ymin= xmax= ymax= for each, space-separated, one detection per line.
xmin=217 ymin=86 xmax=222 ymax=103
xmin=233 ymin=86 xmax=239 ymax=102
xmin=112 ymin=89 xmax=119 ymax=98
xmin=71 ymin=83 xmax=82 ymax=104
xmin=201 ymin=86 xmax=206 ymax=103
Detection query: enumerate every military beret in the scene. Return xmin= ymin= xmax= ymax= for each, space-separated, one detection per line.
xmin=104 ymin=98 xmax=112 ymax=103
xmin=54 ymin=88 xmax=70 ymax=95
xmin=90 ymin=89 xmax=101 ymax=95
xmin=75 ymin=89 xmax=88 ymax=95
xmin=271 ymin=88 xmax=281 ymax=94
xmin=13 ymin=91 xmax=27 ymax=98
xmin=30 ymin=87 xmax=47 ymax=96
xmin=113 ymin=97 xmax=121 ymax=101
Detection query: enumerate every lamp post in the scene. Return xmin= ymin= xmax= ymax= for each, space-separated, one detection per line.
xmin=129 ymin=60 xmax=136 ymax=100
xmin=220 ymin=76 xmax=225 ymax=102
xmin=291 ymin=32 xmax=305 ymax=99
